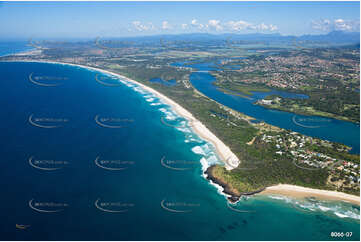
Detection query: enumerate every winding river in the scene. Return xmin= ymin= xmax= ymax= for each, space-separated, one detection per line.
xmin=172 ymin=61 xmax=360 ymax=154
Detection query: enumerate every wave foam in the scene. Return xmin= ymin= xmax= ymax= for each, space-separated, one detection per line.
xmin=158 ymin=107 xmax=178 ymax=120
xmin=268 ymin=195 xmax=360 ymax=220
xmin=150 ymin=102 xmax=162 ymax=106
xmin=192 ymin=146 xmax=206 ymax=156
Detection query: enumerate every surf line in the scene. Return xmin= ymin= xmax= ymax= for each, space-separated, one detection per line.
xmin=160 ymin=116 xmax=188 ymax=128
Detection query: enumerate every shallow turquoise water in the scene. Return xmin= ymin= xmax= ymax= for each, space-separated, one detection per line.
xmin=0 ymin=62 xmax=359 ymax=240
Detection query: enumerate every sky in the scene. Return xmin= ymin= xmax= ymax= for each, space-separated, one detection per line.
xmin=0 ymin=1 xmax=359 ymax=39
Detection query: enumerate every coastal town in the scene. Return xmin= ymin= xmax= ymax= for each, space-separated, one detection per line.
xmin=214 ymin=46 xmax=360 ymax=123
xmin=260 ymin=131 xmax=360 ymax=192
xmin=216 ymin=48 xmax=360 ymax=91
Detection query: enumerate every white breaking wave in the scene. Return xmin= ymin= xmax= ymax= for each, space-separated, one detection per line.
xmin=191 ymin=143 xmax=219 ymax=160
xmin=185 ymin=136 xmax=203 ymax=144
xmin=318 ymin=205 xmax=332 ymax=212
xmin=334 ymin=211 xmax=359 ymax=220
xmin=177 ymin=126 xmax=192 ymax=133
xmin=192 ymin=146 xmax=206 ymax=156
xmin=158 ymin=107 xmax=178 ymax=120
xmin=150 ymin=102 xmax=162 ymax=106
xmin=125 ymin=83 xmax=134 ymax=88
xmin=190 ymin=137 xmax=202 ymax=143
xmin=201 ymin=143 xmax=212 ymax=154
xmin=200 ymin=157 xmax=210 ymax=173
xmin=200 ymin=157 xmax=230 ymax=198
xmin=268 ymin=195 xmax=293 ymax=203
xmin=206 ymin=155 xmax=219 ymax=165
xmin=334 ymin=212 xmax=348 ymax=218
xmin=268 ymin=195 xmax=360 ymax=220
xmin=133 ymin=86 xmax=147 ymax=94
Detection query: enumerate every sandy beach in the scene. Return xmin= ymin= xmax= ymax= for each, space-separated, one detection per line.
xmin=14 ymin=60 xmax=240 ymax=170
xmin=261 ymin=184 xmax=360 ymax=205
xmin=13 ymin=49 xmax=42 ymax=56
xmin=122 ymin=73 xmax=240 ymax=170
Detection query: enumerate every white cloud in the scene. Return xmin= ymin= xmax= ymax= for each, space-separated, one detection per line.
xmin=132 ymin=21 xmax=155 ymax=31
xmin=181 ymin=23 xmax=188 ymax=30
xmin=269 ymin=24 xmax=278 ymax=31
xmin=191 ymin=19 xmax=198 ymax=26
xmin=162 ymin=21 xmax=172 ymax=30
xmin=258 ymin=23 xmax=269 ymax=31
xmin=334 ymin=19 xmax=354 ymax=31
xmin=208 ymin=19 xmax=223 ymax=31
xmin=226 ymin=20 xmax=252 ymax=31
xmin=225 ymin=20 xmax=277 ymax=32
xmin=190 ymin=19 xmax=206 ymax=30
xmin=311 ymin=19 xmax=360 ymax=32
xmin=131 ymin=19 xmax=278 ymax=33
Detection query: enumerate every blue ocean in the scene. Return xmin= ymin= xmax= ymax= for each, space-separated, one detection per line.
xmin=0 ymin=41 xmax=34 ymax=57
xmin=0 ymin=61 xmax=359 ymax=241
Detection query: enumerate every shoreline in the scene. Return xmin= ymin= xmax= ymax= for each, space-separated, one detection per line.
xmin=12 ymin=49 xmax=42 ymax=56
xmin=260 ymin=184 xmax=360 ymax=205
xmin=0 ymin=48 xmax=38 ymax=58
xmin=8 ymin=59 xmax=240 ymax=170
xmin=3 ymin=59 xmax=360 ymax=206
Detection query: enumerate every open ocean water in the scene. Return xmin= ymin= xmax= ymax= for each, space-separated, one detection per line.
xmin=0 ymin=41 xmax=35 ymax=57
xmin=0 ymin=61 xmax=359 ymax=241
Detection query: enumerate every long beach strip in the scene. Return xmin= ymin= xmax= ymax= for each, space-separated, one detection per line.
xmin=261 ymin=184 xmax=359 ymax=205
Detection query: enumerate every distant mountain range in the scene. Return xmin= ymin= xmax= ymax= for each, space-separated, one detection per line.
xmin=114 ymin=31 xmax=360 ymax=46
xmin=295 ymin=31 xmax=360 ymax=44
xmin=3 ymin=31 xmax=358 ymax=48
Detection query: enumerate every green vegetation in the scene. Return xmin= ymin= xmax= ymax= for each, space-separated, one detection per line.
xmin=259 ymin=88 xmax=360 ymax=123
xmin=213 ymin=79 xmax=271 ymax=96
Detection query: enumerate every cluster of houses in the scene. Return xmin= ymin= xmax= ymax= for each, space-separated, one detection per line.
xmin=219 ymin=50 xmax=359 ymax=91
xmin=260 ymin=131 xmax=360 ymax=186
